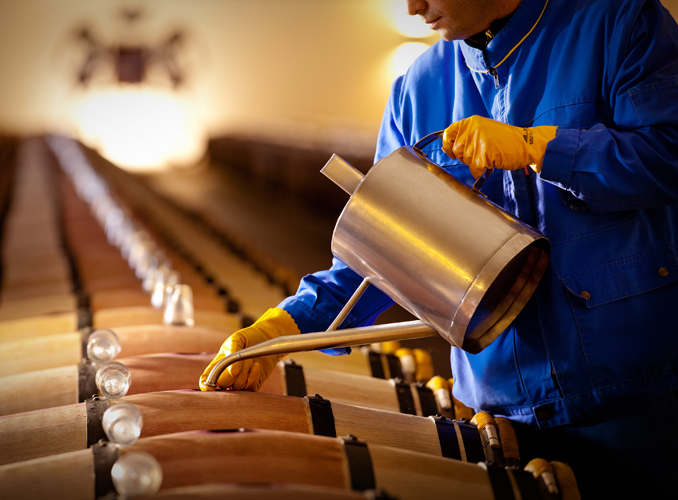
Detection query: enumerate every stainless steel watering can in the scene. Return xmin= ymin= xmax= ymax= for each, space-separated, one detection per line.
xmin=204 ymin=132 xmax=550 ymax=388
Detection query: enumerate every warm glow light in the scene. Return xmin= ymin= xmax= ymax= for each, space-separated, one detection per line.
xmin=384 ymin=0 xmax=435 ymax=38
xmin=71 ymin=84 xmax=206 ymax=172
xmin=390 ymin=42 xmax=431 ymax=78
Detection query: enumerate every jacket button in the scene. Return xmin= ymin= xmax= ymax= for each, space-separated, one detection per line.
xmin=538 ymin=410 xmax=550 ymax=421
xmin=580 ymin=291 xmax=591 ymax=300
xmin=658 ymin=267 xmax=669 ymax=277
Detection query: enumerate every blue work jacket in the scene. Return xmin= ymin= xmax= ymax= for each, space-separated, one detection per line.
xmin=280 ymin=0 xmax=678 ymax=428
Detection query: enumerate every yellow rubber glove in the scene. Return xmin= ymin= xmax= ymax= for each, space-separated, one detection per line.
xmin=442 ymin=115 xmax=557 ymax=179
xmin=199 ymin=308 xmax=300 ymax=392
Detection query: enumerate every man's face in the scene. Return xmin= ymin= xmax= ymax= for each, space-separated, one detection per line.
xmin=407 ymin=0 xmax=497 ymax=41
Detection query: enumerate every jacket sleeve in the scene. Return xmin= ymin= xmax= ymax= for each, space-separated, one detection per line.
xmin=278 ymin=258 xmax=395 ymax=354
xmin=541 ymin=0 xmax=678 ymax=212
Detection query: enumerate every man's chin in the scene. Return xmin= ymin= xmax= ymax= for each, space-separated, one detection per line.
xmin=436 ymin=27 xmax=467 ymax=42
xmin=438 ymin=31 xmax=458 ymax=42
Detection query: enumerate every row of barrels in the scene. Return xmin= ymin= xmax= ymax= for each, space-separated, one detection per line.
xmin=0 ymin=136 xmax=579 ymax=499
xmin=76 ymin=137 xmax=289 ymax=320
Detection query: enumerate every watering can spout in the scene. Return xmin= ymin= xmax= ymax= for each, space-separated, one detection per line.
xmin=321 ymin=154 xmax=364 ymax=195
xmin=202 ymin=320 xmax=437 ymax=388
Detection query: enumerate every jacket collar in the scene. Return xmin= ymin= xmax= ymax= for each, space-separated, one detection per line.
xmin=460 ymin=0 xmax=549 ymax=71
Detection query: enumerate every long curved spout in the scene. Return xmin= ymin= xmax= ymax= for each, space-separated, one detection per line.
xmin=203 ymin=320 xmax=438 ymax=388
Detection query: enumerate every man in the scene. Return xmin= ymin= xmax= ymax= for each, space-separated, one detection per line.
xmin=202 ymin=0 xmax=678 ymax=496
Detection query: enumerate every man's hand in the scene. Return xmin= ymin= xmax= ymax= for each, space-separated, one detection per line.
xmin=199 ymin=308 xmax=300 ymax=392
xmin=442 ymin=116 xmax=557 ymax=179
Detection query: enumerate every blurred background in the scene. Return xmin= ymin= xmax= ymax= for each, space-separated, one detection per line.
xmin=0 ymin=0 xmax=442 ymax=270
xmin=0 ymin=0 xmax=446 ymax=286
xmin=2 ymin=0 xmax=677 ymax=376
xmin=0 ymin=0 xmax=440 ymax=168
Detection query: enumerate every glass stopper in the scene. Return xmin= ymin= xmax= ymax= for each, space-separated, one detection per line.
xmin=151 ymin=265 xmax=169 ymax=308
xmin=163 ymin=284 xmax=195 ymax=327
xmin=112 ymin=451 xmax=163 ymax=498
xmin=87 ymin=329 xmax=122 ymax=364
xmin=102 ymin=402 xmax=143 ymax=447
xmin=96 ymin=361 xmax=132 ymax=399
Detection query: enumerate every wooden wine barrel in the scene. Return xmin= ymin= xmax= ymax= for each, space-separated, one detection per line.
xmin=0 ymin=354 xmax=217 ymax=416
xmin=0 ymin=332 xmax=82 ymax=378
xmin=0 ymin=456 xmax=378 ymax=500
xmin=113 ymin=324 xmax=236 ymax=359
xmin=61 ymin=238 xmax=228 ymax=312
xmin=0 ymin=429 xmax=544 ymax=500
xmin=263 ymin=360 xmax=446 ymax=417
xmin=0 ymin=277 xmax=73 ymax=302
xmin=0 ymin=354 xmax=447 ymax=418
xmin=0 ymin=279 xmax=73 ymax=302
xmin=87 ymin=153 xmax=287 ymax=319
xmin=0 ymin=306 xmax=242 ymax=350
xmin=1 ymin=231 xmax=63 ymax=259
xmin=287 ymin=346 xmax=404 ymax=380
xmin=0 ymin=309 xmax=409 ymax=387
xmin=0 ymin=324 xmax=235 ymax=378
xmin=44 ymin=138 xmax=278 ymax=335
xmin=0 ymin=255 xmax=68 ymax=287
xmin=2 ymin=220 xmax=62 ymax=255
xmin=88 ymin=287 xmax=228 ymax=313
xmin=152 ymin=483 xmax=377 ymax=500
xmin=0 ymin=293 xmax=78 ymax=323
xmin=61 ymin=227 xmax=228 ymax=307
xmin=0 ymin=256 xmax=72 ymax=291
xmin=0 ymin=304 xmax=240 ymax=346
xmin=51 ymin=155 xmax=234 ymax=319
xmin=0 ymin=365 xmax=82 ymax=416
xmin=0 ymin=390 xmax=486 ymax=466
xmin=1 ymin=157 xmax=72 ymax=300
xmin=91 ymin=306 xmax=239 ymax=330
xmin=75 ymin=275 xmax=145 ymax=296
xmin=0 ymin=312 xmax=79 ymax=343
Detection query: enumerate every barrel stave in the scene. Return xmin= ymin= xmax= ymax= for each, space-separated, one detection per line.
xmin=0 ymin=332 xmax=81 ymax=378
xmin=0 ymin=365 xmax=79 ymax=416
xmin=130 ymin=430 xmax=350 ymax=492
xmin=0 ymin=312 xmax=78 ymax=343
xmin=0 ymin=404 xmax=86 ymax=465
xmin=332 ymin=402 xmax=441 ymax=456
xmin=120 ymin=390 xmax=313 ymax=438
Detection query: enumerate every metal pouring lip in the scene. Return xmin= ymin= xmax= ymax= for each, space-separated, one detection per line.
xmin=203 ymin=320 xmax=437 ymax=388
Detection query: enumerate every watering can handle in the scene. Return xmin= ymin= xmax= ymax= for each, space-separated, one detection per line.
xmin=412 ymin=131 xmax=493 ymax=192
xmin=472 ymin=168 xmax=493 ymax=193
xmin=413 ymin=130 xmax=445 ymax=152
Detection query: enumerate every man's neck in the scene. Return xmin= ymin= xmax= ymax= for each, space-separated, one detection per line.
xmin=466 ymin=12 xmax=515 ymax=49
xmin=466 ymin=0 xmax=522 ymax=49
xmin=494 ymin=0 xmax=523 ymax=21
